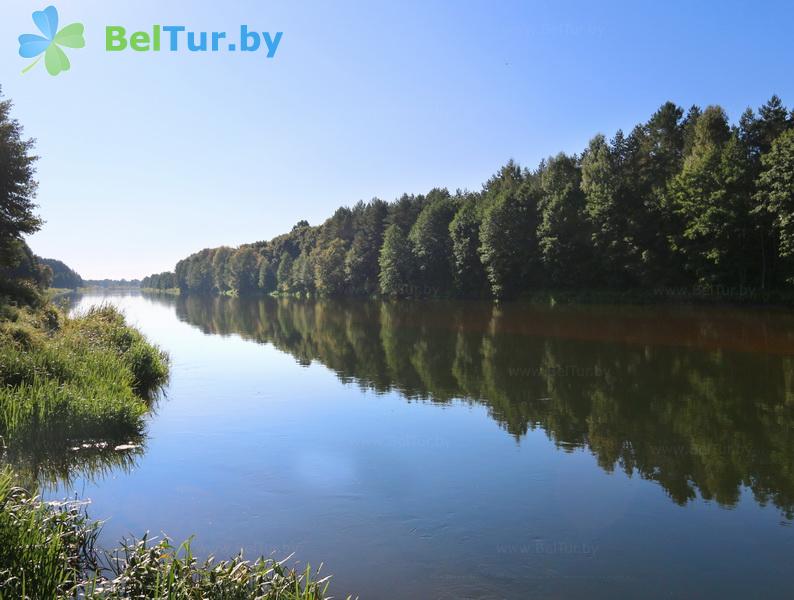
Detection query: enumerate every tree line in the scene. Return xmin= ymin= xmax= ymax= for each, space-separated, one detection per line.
xmin=143 ymin=97 xmax=794 ymax=299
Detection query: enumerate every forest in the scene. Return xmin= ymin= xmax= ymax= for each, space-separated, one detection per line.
xmin=142 ymin=97 xmax=794 ymax=300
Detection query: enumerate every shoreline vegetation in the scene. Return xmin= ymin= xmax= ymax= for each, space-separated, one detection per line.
xmin=143 ymin=97 xmax=794 ymax=305
xmin=0 ymin=468 xmax=334 ymax=600
xmin=0 ymin=87 xmax=344 ymax=599
xmin=0 ymin=304 xmax=339 ymax=599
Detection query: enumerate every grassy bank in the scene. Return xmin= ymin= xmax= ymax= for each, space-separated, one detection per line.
xmin=0 ymin=467 xmax=334 ymax=600
xmin=0 ymin=303 xmax=343 ymax=599
xmin=0 ymin=304 xmax=168 ymax=456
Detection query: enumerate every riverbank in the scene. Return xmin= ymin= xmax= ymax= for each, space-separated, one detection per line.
xmin=0 ymin=300 xmax=340 ymax=599
xmin=0 ymin=466 xmax=332 ymax=599
xmin=0 ymin=303 xmax=168 ymax=456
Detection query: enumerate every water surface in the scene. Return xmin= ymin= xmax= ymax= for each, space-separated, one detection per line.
xmin=37 ymin=293 xmax=794 ymax=598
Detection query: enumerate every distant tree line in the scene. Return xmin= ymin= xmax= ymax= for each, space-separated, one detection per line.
xmin=141 ymin=271 xmax=176 ymax=290
xmin=82 ymin=279 xmax=141 ymax=289
xmin=143 ymin=98 xmax=794 ymax=299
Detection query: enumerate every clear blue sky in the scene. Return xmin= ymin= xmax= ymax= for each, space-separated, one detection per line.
xmin=1 ymin=0 xmax=793 ymax=279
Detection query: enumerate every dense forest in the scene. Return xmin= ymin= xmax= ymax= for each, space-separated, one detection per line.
xmin=147 ymin=96 xmax=790 ymax=299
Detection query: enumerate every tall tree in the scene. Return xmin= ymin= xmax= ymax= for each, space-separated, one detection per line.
xmin=668 ymin=107 xmax=753 ymax=284
xmin=537 ymin=153 xmax=592 ymax=287
xmin=755 ymin=129 xmax=794 ymax=285
xmin=409 ymin=189 xmax=456 ymax=294
xmin=379 ymin=224 xmax=414 ymax=296
xmin=0 ymin=90 xmax=42 ymax=303
xmin=581 ymin=134 xmax=629 ymax=285
xmin=0 ymin=88 xmax=41 ymax=294
xmin=258 ymin=259 xmax=276 ymax=293
xmin=345 ymin=199 xmax=388 ymax=295
xmin=211 ymin=247 xmax=233 ymax=293
xmin=314 ymin=238 xmax=348 ymax=295
xmin=449 ymin=192 xmax=488 ymax=296
xmin=228 ymin=247 xmax=260 ymax=294
xmin=479 ymin=162 xmax=540 ymax=298
xmin=276 ymin=252 xmax=294 ymax=293
xmin=626 ymin=102 xmax=687 ymax=286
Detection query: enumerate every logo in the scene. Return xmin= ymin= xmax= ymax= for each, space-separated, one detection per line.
xmin=19 ymin=6 xmax=85 ymax=76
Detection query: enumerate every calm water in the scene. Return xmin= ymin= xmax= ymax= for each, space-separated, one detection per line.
xmin=39 ymin=293 xmax=794 ymax=598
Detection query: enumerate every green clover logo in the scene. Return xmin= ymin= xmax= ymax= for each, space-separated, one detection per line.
xmin=19 ymin=6 xmax=85 ymax=76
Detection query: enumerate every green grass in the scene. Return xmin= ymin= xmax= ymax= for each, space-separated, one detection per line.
xmin=0 ymin=467 xmax=340 ymax=600
xmin=0 ymin=467 xmax=99 ymax=600
xmin=0 ymin=305 xmax=168 ymax=456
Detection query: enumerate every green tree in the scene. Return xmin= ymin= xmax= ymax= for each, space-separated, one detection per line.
xmin=291 ymin=251 xmax=315 ymax=294
xmin=345 ymin=199 xmax=388 ymax=295
xmin=258 ymin=259 xmax=276 ymax=293
xmin=625 ymin=102 xmax=688 ymax=286
xmin=276 ymin=252 xmax=294 ymax=293
xmin=755 ymin=129 xmax=794 ymax=285
xmin=537 ymin=153 xmax=592 ymax=287
xmin=449 ymin=193 xmax=488 ymax=296
xmin=581 ymin=134 xmax=627 ymax=285
xmin=479 ymin=163 xmax=540 ymax=298
xmin=387 ymin=193 xmax=428 ymax=232
xmin=0 ymin=89 xmax=42 ymax=303
xmin=0 ymin=90 xmax=40 ymax=266
xmin=314 ymin=238 xmax=348 ymax=295
xmin=211 ymin=247 xmax=233 ymax=293
xmin=668 ymin=107 xmax=753 ymax=284
xmin=379 ymin=224 xmax=414 ymax=296
xmin=228 ymin=247 xmax=260 ymax=294
xmin=409 ymin=189 xmax=456 ymax=294
xmin=185 ymin=251 xmax=213 ymax=292
xmin=740 ymin=95 xmax=792 ymax=157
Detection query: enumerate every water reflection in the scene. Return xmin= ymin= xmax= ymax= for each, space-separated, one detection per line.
xmin=169 ymin=294 xmax=794 ymax=518
xmin=1 ymin=435 xmax=145 ymax=491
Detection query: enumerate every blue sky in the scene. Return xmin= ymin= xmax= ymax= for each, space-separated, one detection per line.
xmin=1 ymin=0 xmax=793 ymax=279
